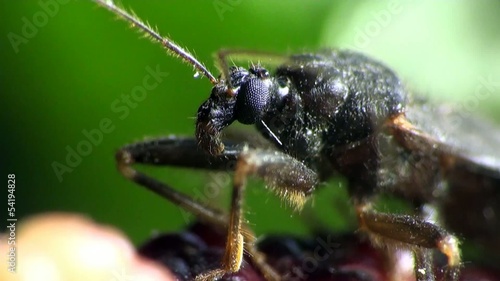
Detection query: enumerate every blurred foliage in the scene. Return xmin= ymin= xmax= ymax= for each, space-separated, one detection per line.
xmin=2 ymin=0 xmax=500 ymax=261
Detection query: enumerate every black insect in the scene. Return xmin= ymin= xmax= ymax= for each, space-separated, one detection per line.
xmin=94 ymin=1 xmax=500 ymax=281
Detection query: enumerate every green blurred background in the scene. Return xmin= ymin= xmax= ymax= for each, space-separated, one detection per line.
xmin=2 ymin=0 xmax=500 ymax=260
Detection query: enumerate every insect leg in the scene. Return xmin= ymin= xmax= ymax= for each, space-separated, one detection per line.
xmin=356 ymin=204 xmax=461 ymax=281
xmin=414 ymin=248 xmax=435 ymax=281
xmin=196 ymin=148 xmax=319 ymax=281
xmin=115 ymin=136 xmax=281 ymax=281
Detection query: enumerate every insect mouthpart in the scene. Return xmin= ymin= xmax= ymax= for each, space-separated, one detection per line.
xmin=196 ymin=66 xmax=274 ymax=155
xmin=196 ymin=83 xmax=235 ymax=156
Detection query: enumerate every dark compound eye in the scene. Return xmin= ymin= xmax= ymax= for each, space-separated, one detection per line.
xmin=235 ymin=78 xmax=271 ymax=125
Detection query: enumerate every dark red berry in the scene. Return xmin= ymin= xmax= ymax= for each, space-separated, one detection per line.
xmin=138 ymin=222 xmax=500 ymax=281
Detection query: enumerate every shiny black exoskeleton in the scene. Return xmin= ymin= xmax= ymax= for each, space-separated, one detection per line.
xmin=96 ymin=2 xmax=500 ymax=279
xmin=196 ymin=50 xmax=408 ymax=195
xmin=191 ymin=49 xmax=499 ymax=280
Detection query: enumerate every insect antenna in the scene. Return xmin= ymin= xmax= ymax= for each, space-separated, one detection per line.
xmin=93 ymin=0 xmax=218 ymax=84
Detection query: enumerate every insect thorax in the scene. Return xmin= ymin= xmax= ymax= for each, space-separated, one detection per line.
xmin=257 ymin=50 xmax=407 ymax=168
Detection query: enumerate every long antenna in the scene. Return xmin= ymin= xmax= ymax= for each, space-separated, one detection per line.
xmin=93 ymin=0 xmax=218 ymax=84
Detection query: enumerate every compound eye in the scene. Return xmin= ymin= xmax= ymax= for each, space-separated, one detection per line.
xmin=235 ymin=78 xmax=270 ymax=125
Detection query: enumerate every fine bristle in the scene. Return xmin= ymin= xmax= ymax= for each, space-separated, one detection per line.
xmin=93 ymin=0 xmax=217 ymax=84
xmin=270 ymin=186 xmax=308 ymax=211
